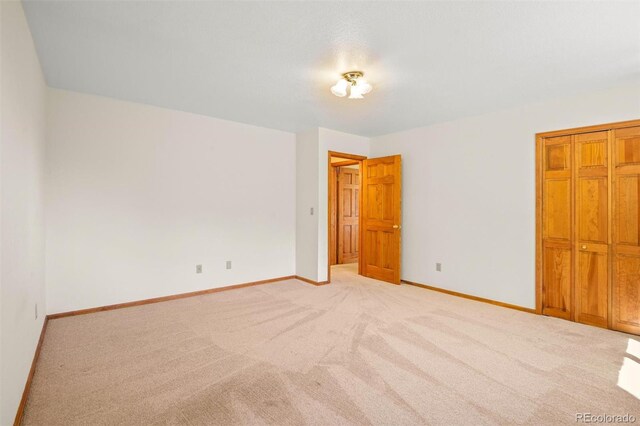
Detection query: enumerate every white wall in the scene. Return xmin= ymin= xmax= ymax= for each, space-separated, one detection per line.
xmin=295 ymin=129 xmax=320 ymax=281
xmin=46 ymin=89 xmax=296 ymax=314
xmin=295 ymin=128 xmax=370 ymax=282
xmin=0 ymin=1 xmax=47 ymax=424
xmin=371 ymin=81 xmax=640 ymax=309
xmin=317 ymin=128 xmax=369 ymax=282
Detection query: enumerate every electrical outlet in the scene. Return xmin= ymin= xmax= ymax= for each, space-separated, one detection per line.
xmin=35 ymin=303 xmax=38 ymax=320
xmin=310 ymin=207 xmax=314 ymax=215
xmin=196 ymin=264 xmax=202 ymax=274
xmin=436 ymin=263 xmax=442 ymax=272
xmin=226 ymin=261 xmax=232 ymax=270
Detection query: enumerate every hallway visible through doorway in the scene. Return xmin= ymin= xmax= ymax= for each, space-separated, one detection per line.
xmin=330 ymin=156 xmax=361 ymax=267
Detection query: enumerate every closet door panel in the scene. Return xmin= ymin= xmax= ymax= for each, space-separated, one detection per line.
xmin=574 ymin=131 xmax=609 ymax=327
xmin=544 ymin=179 xmax=571 ymax=240
xmin=576 ymin=247 xmax=609 ymax=327
xmin=542 ymin=135 xmax=573 ymax=319
xmin=613 ymin=248 xmax=640 ymax=334
xmin=543 ymin=243 xmax=572 ymax=319
xmin=577 ymin=177 xmax=608 ymax=243
xmin=615 ymin=127 xmax=640 ymax=167
xmin=613 ymin=126 xmax=640 ymax=334
xmin=616 ymin=175 xmax=640 ymax=246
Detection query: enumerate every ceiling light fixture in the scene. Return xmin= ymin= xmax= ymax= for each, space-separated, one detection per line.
xmin=331 ymin=71 xmax=372 ymax=99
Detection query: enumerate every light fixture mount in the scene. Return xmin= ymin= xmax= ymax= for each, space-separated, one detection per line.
xmin=342 ymin=71 xmax=364 ymax=85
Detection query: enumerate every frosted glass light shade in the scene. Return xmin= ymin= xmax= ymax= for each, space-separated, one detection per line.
xmin=331 ymin=79 xmax=348 ymax=97
xmin=357 ymin=79 xmax=372 ymax=95
xmin=348 ymin=83 xmax=364 ymax=99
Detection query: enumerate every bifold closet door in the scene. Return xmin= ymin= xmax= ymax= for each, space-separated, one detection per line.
xmin=542 ymin=135 xmax=573 ymax=320
xmin=612 ymin=126 xmax=640 ymax=334
xmin=574 ymin=131 xmax=609 ymax=328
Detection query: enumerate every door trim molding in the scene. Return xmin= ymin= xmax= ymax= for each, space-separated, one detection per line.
xmin=328 ymin=151 xmax=367 ymax=161
xmin=331 ymin=159 xmax=359 ymax=167
xmin=535 ymin=119 xmax=640 ymax=316
xmin=536 ymin=119 xmax=640 ymax=138
xmin=535 ymin=134 xmax=543 ymax=314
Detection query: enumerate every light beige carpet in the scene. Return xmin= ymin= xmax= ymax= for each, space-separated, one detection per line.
xmin=24 ymin=264 xmax=640 ymax=425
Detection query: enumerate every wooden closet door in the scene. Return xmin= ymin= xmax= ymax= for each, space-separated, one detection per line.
xmin=542 ymin=136 xmax=573 ymax=319
xmin=338 ymin=167 xmax=359 ymax=264
xmin=574 ymin=131 xmax=609 ymax=328
xmin=612 ymin=126 xmax=640 ymax=334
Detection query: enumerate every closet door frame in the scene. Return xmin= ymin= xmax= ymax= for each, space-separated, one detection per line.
xmin=536 ymin=119 xmax=640 ymax=317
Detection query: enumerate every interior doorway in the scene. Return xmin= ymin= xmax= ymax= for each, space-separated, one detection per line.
xmin=328 ymin=151 xmax=366 ymax=283
xmin=327 ymin=151 xmax=403 ymax=285
xmin=329 ymin=155 xmax=362 ymax=267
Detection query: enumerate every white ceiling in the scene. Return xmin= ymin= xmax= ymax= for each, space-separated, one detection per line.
xmin=23 ymin=1 xmax=640 ymax=137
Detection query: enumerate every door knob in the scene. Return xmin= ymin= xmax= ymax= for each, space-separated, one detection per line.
xmin=581 ymin=245 xmax=587 ymax=250
xmin=393 ymin=225 xmax=400 ymax=229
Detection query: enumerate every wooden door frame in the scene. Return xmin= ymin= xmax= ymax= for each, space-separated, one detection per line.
xmin=535 ymin=118 xmax=640 ymax=315
xmin=328 ymin=151 xmax=367 ymax=283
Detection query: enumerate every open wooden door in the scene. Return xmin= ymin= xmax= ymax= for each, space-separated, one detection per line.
xmin=361 ymin=155 xmax=402 ymax=284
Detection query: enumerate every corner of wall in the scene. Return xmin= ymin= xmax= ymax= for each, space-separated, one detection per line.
xmin=295 ymin=129 xmax=320 ymax=281
xmin=0 ymin=1 xmax=48 ymax=423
